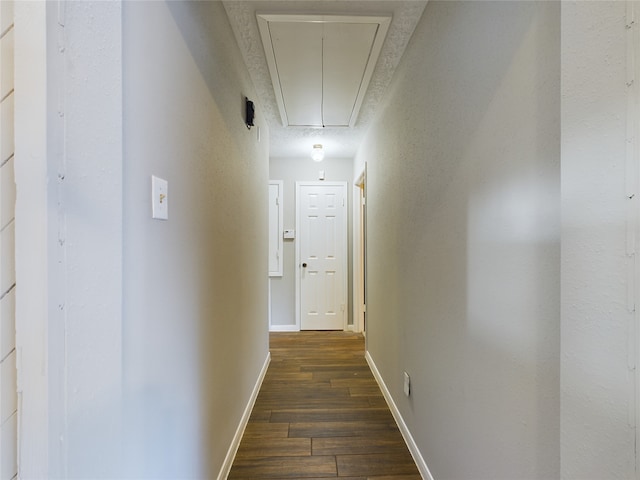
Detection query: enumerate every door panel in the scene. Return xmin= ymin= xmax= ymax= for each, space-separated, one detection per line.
xmin=298 ymin=183 xmax=347 ymax=330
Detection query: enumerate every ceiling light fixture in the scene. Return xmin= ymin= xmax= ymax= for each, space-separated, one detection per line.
xmin=311 ymin=144 xmax=324 ymax=162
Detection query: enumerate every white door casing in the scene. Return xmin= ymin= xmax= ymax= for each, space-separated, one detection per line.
xmin=268 ymin=180 xmax=283 ymax=331
xmin=353 ymin=166 xmax=367 ymax=335
xmin=268 ymin=181 xmax=283 ymax=277
xmin=296 ymin=182 xmax=347 ymax=330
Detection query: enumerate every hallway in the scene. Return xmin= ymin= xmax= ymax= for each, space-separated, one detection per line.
xmin=228 ymin=332 xmax=420 ymax=479
xmin=12 ymin=1 xmax=638 ymax=478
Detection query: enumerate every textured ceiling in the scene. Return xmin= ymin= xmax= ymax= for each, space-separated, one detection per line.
xmin=223 ymin=0 xmax=428 ymax=160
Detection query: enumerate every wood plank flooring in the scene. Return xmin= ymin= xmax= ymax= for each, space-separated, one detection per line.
xmin=228 ymin=331 xmax=421 ymax=480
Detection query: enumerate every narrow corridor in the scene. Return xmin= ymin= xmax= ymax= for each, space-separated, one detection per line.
xmin=228 ymin=332 xmax=421 ymax=479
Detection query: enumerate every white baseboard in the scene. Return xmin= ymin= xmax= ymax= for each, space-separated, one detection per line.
xmin=269 ymin=324 xmax=299 ymax=332
xmin=217 ymin=352 xmax=271 ymax=480
xmin=365 ymin=351 xmax=434 ymax=480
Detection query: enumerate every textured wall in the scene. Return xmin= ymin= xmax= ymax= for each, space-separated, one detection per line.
xmin=269 ymin=157 xmax=353 ymax=329
xmin=561 ymin=2 xmax=635 ymax=478
xmin=123 ymin=2 xmax=269 ymax=478
xmin=356 ymin=2 xmax=560 ymax=478
xmin=16 ymin=2 xmax=125 ymax=477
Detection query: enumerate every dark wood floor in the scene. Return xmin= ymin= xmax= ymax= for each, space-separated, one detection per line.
xmin=228 ymin=331 xmax=421 ymax=479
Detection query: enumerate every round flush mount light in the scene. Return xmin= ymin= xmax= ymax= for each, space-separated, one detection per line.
xmin=311 ymin=144 xmax=324 ymax=162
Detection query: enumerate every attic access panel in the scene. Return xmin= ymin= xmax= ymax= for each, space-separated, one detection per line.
xmin=257 ymin=14 xmax=391 ymax=128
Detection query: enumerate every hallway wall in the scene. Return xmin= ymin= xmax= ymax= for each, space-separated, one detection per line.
xmin=16 ymin=2 xmax=269 ymax=478
xmin=561 ymin=2 xmax=635 ymax=478
xmin=122 ymin=2 xmax=270 ymax=478
xmin=356 ymin=2 xmax=560 ymax=478
xmin=16 ymin=2 xmax=128 ymax=476
xmin=269 ymin=156 xmax=353 ymax=330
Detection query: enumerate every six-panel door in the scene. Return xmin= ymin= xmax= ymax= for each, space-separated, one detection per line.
xmin=298 ymin=183 xmax=347 ymax=330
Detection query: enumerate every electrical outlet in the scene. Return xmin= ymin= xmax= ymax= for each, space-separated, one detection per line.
xmin=403 ymin=371 xmax=411 ymax=397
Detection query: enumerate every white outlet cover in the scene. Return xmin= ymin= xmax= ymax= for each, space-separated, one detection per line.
xmin=152 ymin=175 xmax=168 ymax=220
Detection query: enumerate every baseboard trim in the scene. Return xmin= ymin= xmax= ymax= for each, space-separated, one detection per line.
xmin=217 ymin=351 xmax=271 ymax=480
xmin=269 ymin=325 xmax=299 ymax=332
xmin=365 ymin=351 xmax=434 ymax=480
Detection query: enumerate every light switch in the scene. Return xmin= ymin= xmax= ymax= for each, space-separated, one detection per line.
xmin=403 ymin=371 xmax=411 ymax=397
xmin=151 ymin=175 xmax=168 ymax=220
xmin=283 ymin=229 xmax=295 ymax=240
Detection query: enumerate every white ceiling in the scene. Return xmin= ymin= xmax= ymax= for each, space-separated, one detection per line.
xmin=223 ymin=1 xmax=428 ymax=160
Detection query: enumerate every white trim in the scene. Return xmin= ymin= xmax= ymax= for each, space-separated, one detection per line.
xmin=296 ymin=181 xmax=348 ymax=331
xmin=217 ymin=352 xmax=271 ymax=480
xmin=269 ymin=324 xmax=299 ymax=332
xmin=365 ymin=351 xmax=434 ymax=480
xmin=14 ymin=3 xmax=50 ymax=477
xmin=352 ymin=183 xmax=361 ymax=333
xmin=268 ymin=279 xmax=271 ymax=330
xmin=268 ymin=180 xmax=284 ymax=277
xmin=353 ymin=167 xmax=366 ymax=333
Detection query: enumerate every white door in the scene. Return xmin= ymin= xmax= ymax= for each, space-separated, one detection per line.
xmin=297 ymin=182 xmax=347 ymax=330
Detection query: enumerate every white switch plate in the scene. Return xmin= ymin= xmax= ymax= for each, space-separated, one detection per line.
xmin=151 ymin=175 xmax=168 ymax=220
xmin=283 ymin=229 xmax=295 ymax=240
xmin=403 ymin=371 xmax=411 ymax=397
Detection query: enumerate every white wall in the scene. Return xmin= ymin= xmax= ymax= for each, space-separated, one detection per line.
xmin=16 ymin=2 xmax=270 ymax=478
xmin=561 ymin=2 xmax=636 ymax=478
xmin=356 ymin=2 xmax=560 ymax=478
xmin=269 ymin=156 xmax=353 ymax=329
xmin=123 ymin=2 xmax=269 ymax=478
xmin=17 ymin=2 xmax=125 ymax=477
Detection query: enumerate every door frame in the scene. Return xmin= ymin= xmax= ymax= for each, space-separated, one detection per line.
xmin=268 ymin=180 xmax=284 ymax=278
xmin=353 ymin=167 xmax=366 ymax=335
xmin=295 ymin=181 xmax=348 ymax=331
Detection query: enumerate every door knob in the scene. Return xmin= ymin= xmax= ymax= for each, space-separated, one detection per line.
xmin=302 ymin=263 xmax=307 ymax=268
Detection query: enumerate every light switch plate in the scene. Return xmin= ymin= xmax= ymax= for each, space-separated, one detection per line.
xmin=403 ymin=371 xmax=411 ymax=397
xmin=152 ymin=175 xmax=168 ymax=220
